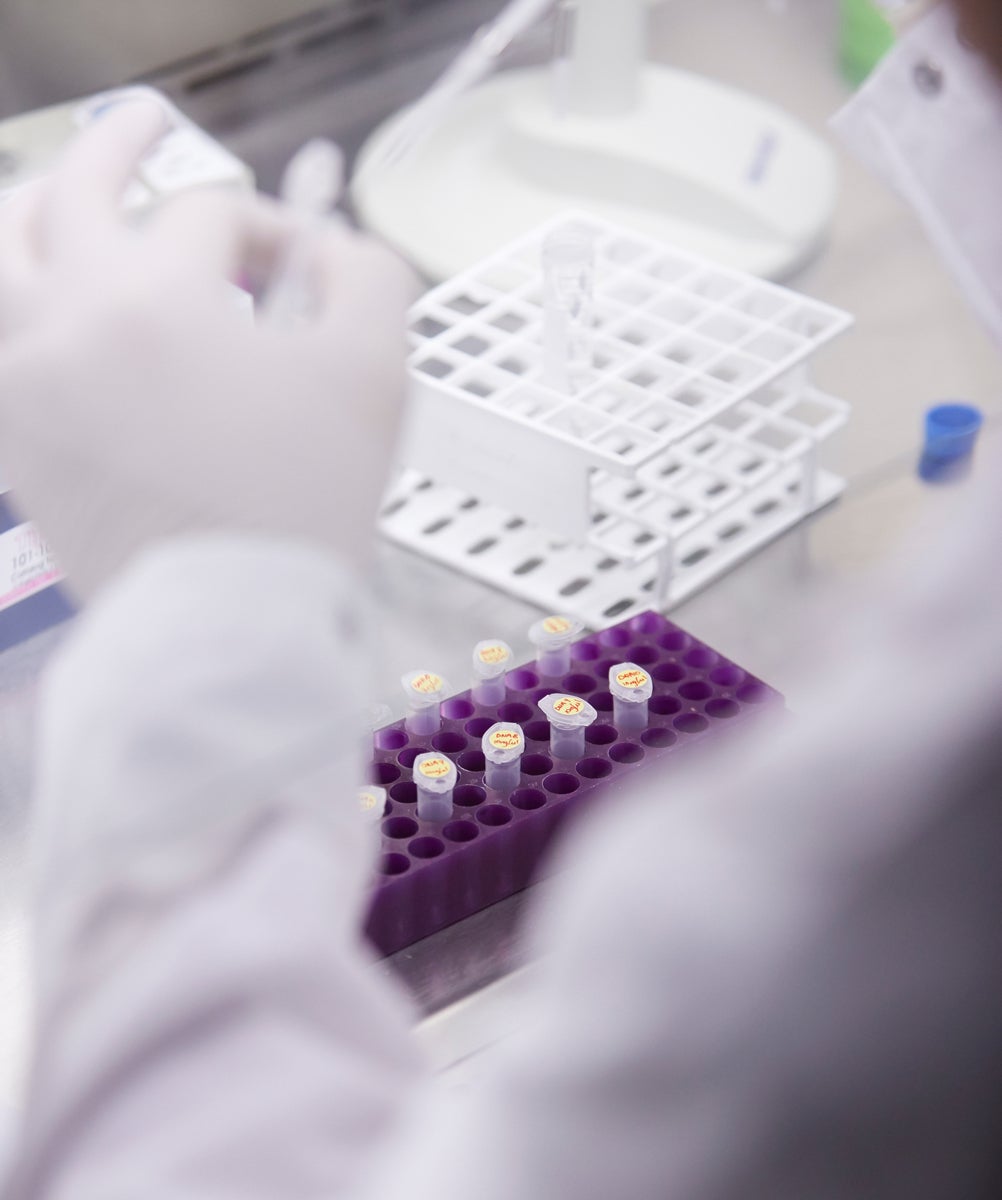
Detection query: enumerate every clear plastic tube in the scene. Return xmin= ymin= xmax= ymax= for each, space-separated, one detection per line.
xmin=609 ymin=662 xmax=653 ymax=735
xmin=550 ymin=723 xmax=586 ymax=760
xmin=359 ymin=786 xmax=387 ymax=834
xmin=472 ymin=640 xmax=513 ymax=706
xmin=542 ymin=230 xmax=596 ymax=393
xmin=529 ymin=614 xmax=583 ymax=678
xmin=538 ymin=693 xmax=598 ymax=760
xmin=482 ymin=722 xmax=525 ymax=793
xmin=402 ymin=670 xmax=448 ymax=736
xmin=413 ymin=753 xmax=457 ymax=821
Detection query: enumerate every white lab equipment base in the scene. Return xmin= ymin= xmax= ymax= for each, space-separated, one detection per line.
xmin=353 ymin=65 xmax=838 ymax=281
xmin=383 ymin=211 xmax=852 ymax=628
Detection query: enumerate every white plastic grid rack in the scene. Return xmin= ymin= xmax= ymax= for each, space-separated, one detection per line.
xmin=382 ymin=212 xmax=852 ymax=627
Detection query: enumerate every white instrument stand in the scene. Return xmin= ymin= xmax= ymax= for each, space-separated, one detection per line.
xmin=353 ymin=0 xmax=838 ymax=281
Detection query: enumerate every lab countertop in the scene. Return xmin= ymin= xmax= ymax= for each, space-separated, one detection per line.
xmin=1 ymin=0 xmax=1001 ymax=1099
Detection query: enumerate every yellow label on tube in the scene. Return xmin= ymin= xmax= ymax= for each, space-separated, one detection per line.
xmin=616 ymin=668 xmax=649 ymax=690
xmin=410 ymin=672 xmax=444 ymax=696
xmin=418 ymin=757 xmax=452 ymax=780
xmin=489 ymin=728 xmax=523 ymax=751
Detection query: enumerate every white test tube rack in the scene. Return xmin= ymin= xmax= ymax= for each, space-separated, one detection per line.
xmin=382 ymin=211 xmax=852 ymax=629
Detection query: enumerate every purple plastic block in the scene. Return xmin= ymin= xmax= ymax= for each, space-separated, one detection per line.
xmin=364 ymin=610 xmax=781 ymax=956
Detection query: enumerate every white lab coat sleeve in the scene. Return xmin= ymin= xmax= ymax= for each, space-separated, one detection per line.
xmin=3 ymin=535 xmax=426 ymax=1200
xmin=7 ymin=483 xmax=1002 ymax=1200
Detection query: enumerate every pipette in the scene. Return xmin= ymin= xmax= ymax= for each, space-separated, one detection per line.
xmin=538 ymin=693 xmax=597 ymax=760
xmin=263 ymin=137 xmax=345 ymax=327
xmin=413 ymin=753 xmax=458 ymax=821
xmin=401 ymin=670 xmax=449 ymax=737
xmin=608 ymin=662 xmax=653 ymax=735
xmin=481 ymin=722 xmax=525 ymax=793
xmin=472 ymin=639 xmax=514 ymax=706
xmin=529 ymin=613 xmax=583 ymax=678
xmin=363 ymin=0 xmax=555 ymax=171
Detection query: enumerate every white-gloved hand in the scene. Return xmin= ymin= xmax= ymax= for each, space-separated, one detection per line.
xmin=0 ymin=102 xmax=416 ymax=600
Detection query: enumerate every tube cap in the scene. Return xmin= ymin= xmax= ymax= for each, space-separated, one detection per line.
xmin=609 ymin=662 xmax=653 ymax=703
xmin=359 ymin=786 xmax=387 ymax=826
xmin=920 ymin=402 xmax=983 ymax=482
xmin=413 ymin=753 xmax=457 ymax=794
xmin=482 ymin=722 xmax=525 ymax=764
xmin=473 ymin=640 xmax=513 ymax=680
xmin=401 ymin=670 xmax=448 ymax=708
xmin=529 ymin=614 xmax=583 ymax=650
xmin=538 ymin=693 xmax=598 ymax=729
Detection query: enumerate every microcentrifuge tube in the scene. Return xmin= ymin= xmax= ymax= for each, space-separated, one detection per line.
xmin=401 ymin=670 xmax=448 ymax=737
xmin=472 ymin=640 xmax=513 ymax=707
xmin=542 ymin=229 xmax=596 ymax=393
xmin=359 ymin=786 xmax=387 ymax=832
xmin=609 ymin=662 xmax=653 ymax=735
xmin=529 ymin=613 xmax=583 ymax=678
xmin=481 ymin=722 xmax=525 ymax=793
xmin=413 ymin=753 xmax=458 ymax=822
xmin=538 ymin=693 xmax=597 ymax=760
xmin=362 ymin=702 xmax=394 ymax=756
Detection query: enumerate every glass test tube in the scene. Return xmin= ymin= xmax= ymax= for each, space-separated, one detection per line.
xmin=472 ymin=639 xmax=513 ymax=707
xmin=529 ymin=614 xmax=583 ymax=678
xmin=481 ymin=722 xmax=525 ymax=793
xmin=538 ymin=693 xmax=598 ymax=760
xmin=609 ymin=662 xmax=653 ymax=735
xmin=413 ymin=753 xmax=458 ymax=822
xmin=401 ymin=670 xmax=447 ymax=737
xmin=542 ymin=229 xmax=596 ymax=394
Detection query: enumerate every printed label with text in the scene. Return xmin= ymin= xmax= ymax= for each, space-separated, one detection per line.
xmin=0 ymin=522 xmax=64 ymax=614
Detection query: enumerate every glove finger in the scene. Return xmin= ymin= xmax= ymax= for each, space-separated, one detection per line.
xmin=146 ymin=187 xmax=299 ymax=289
xmin=42 ymin=100 xmax=168 ymax=269
xmin=280 ymin=231 xmax=414 ymax=459
xmin=302 ymin=228 xmax=418 ymax=336
xmin=0 ymin=180 xmax=46 ymax=277
xmin=0 ymin=184 xmax=46 ymax=334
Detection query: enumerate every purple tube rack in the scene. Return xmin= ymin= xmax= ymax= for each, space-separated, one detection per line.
xmin=365 ymin=610 xmax=781 ymax=956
